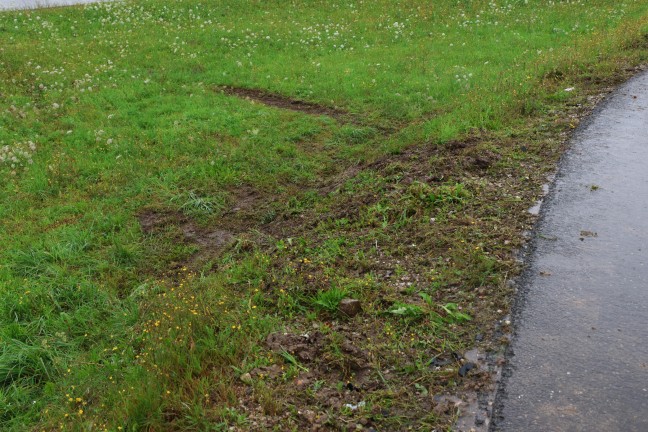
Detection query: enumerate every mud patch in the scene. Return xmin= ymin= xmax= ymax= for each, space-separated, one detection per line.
xmin=138 ymin=209 xmax=236 ymax=257
xmin=138 ymin=209 xmax=181 ymax=235
xmin=217 ymin=85 xmax=356 ymax=124
xmin=227 ymin=184 xmax=264 ymax=214
xmin=182 ymin=225 xmax=234 ymax=249
xmin=304 ymin=138 xmax=452 ymax=205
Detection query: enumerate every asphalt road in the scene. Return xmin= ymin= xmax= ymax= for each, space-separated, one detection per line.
xmin=493 ymin=71 xmax=648 ymax=431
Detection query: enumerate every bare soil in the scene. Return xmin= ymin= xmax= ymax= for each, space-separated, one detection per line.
xmin=217 ymin=86 xmax=357 ymax=124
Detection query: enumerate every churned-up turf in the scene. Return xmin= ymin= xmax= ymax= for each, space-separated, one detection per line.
xmin=1 ymin=0 xmax=647 ymax=430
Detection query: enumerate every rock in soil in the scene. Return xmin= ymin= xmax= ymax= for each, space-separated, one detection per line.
xmin=339 ymin=298 xmax=362 ymax=317
xmin=239 ymin=372 xmax=253 ymax=385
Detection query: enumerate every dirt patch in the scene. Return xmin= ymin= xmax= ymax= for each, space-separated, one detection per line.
xmin=235 ymin=326 xmax=384 ymax=431
xmin=138 ymin=209 xmax=181 ymax=235
xmin=265 ymin=332 xmax=325 ymax=363
xmin=265 ymin=329 xmax=370 ymax=373
xmin=226 ymin=184 xmax=264 ymax=214
xmin=217 ymin=85 xmax=358 ymax=124
xmin=234 ymin=321 xmax=503 ymax=431
xmin=138 ymin=209 xmax=236 ymax=259
xmin=136 ymin=183 xmax=288 ymax=272
xmin=182 ymin=225 xmax=234 ymax=249
xmin=317 ymin=133 xmax=486 ymax=198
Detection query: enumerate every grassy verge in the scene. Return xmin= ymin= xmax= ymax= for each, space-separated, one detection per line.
xmin=1 ymin=0 xmax=647 ymax=430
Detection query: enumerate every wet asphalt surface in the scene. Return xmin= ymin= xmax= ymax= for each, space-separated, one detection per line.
xmin=0 ymin=0 xmax=102 ymax=10
xmin=492 ymin=71 xmax=648 ymax=431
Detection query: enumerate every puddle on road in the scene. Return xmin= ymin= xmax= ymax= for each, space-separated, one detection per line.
xmin=0 ymin=0 xmax=105 ymax=10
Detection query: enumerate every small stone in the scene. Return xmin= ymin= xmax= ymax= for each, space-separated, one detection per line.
xmin=339 ymin=298 xmax=362 ymax=317
xmin=239 ymin=372 xmax=253 ymax=385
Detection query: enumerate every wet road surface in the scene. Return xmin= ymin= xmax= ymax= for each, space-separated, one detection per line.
xmin=492 ymin=72 xmax=648 ymax=431
xmin=0 ymin=0 xmax=104 ymax=10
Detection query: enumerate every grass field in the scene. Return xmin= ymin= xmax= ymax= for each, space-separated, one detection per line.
xmin=1 ymin=0 xmax=647 ymax=430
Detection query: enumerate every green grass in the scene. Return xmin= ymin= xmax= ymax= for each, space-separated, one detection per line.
xmin=312 ymin=286 xmax=348 ymax=314
xmin=1 ymin=0 xmax=647 ymax=430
